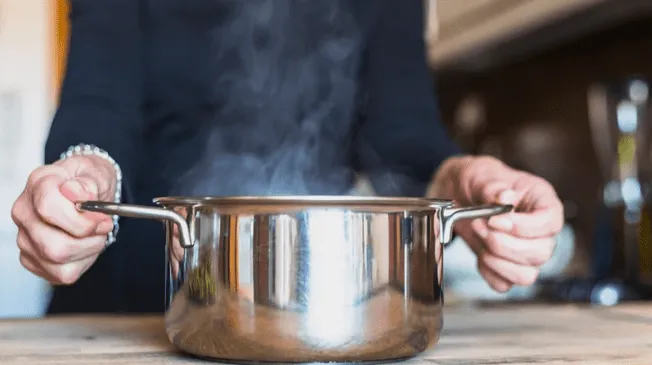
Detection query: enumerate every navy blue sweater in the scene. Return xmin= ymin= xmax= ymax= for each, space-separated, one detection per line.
xmin=45 ymin=0 xmax=460 ymax=314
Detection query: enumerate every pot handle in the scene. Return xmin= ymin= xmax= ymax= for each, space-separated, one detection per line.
xmin=76 ymin=201 xmax=194 ymax=248
xmin=440 ymin=204 xmax=513 ymax=245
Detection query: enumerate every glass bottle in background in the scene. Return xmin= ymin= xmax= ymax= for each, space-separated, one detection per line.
xmin=587 ymin=76 xmax=652 ymax=299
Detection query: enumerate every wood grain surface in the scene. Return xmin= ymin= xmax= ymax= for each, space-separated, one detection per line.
xmin=0 ymin=303 xmax=651 ymax=365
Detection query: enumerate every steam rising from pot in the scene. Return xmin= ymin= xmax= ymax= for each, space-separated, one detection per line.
xmin=173 ymin=0 xmax=365 ymax=197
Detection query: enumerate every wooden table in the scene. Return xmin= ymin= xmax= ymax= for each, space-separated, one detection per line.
xmin=1 ymin=303 xmax=651 ymax=365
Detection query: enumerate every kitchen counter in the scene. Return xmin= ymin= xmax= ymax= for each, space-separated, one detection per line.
xmin=1 ymin=303 xmax=651 ymax=364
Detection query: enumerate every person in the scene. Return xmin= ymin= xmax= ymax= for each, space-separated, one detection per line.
xmin=11 ymin=0 xmax=563 ymax=314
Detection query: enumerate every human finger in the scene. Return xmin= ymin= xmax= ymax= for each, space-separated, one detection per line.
xmin=31 ymin=226 xmax=107 ymax=265
xmin=44 ymin=255 xmax=99 ymax=286
xmin=171 ymin=225 xmax=185 ymax=263
xmin=19 ymin=201 xmax=107 ymax=264
xmin=472 ymin=181 xmax=513 ymax=206
xmin=19 ymin=252 xmax=48 ymax=280
xmin=477 ymin=261 xmax=513 ymax=293
xmin=20 ymin=225 xmax=102 ymax=286
xmin=18 ymin=229 xmax=96 ymax=287
xmin=483 ymin=231 xmax=557 ymax=267
xmin=31 ymin=175 xmax=113 ymax=238
xmin=488 ymin=178 xmax=564 ymax=238
xmin=16 ymin=229 xmax=42 ymax=263
xmin=487 ymin=208 xmax=563 ymax=239
xmin=170 ymin=226 xmax=183 ymax=279
xmin=456 ymin=220 xmax=516 ymax=292
xmin=478 ymin=253 xmax=540 ymax=287
xmin=454 ymin=219 xmax=485 ymax=256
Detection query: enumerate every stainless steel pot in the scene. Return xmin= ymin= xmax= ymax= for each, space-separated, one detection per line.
xmin=78 ymin=196 xmax=511 ymax=363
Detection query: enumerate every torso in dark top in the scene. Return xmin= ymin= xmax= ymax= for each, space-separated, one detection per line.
xmin=46 ymin=0 xmax=459 ymax=314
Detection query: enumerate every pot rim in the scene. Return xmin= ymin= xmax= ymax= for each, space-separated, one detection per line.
xmin=153 ymin=195 xmax=454 ymax=209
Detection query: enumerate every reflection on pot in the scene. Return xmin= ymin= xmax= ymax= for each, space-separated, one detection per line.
xmin=165 ymin=208 xmax=446 ymax=360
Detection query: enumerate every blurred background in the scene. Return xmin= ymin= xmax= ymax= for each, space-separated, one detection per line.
xmin=1 ymin=0 xmax=652 ymax=317
xmin=0 ymin=0 xmax=58 ymax=317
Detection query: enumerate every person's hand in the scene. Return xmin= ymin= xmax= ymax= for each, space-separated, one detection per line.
xmin=11 ymin=155 xmax=118 ymax=285
xmin=428 ymin=155 xmax=564 ymax=292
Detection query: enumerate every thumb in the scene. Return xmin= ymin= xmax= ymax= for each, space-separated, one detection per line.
xmin=473 ymin=180 xmax=521 ymax=207
xmin=483 ymin=188 xmax=521 ymax=230
xmin=56 ymin=156 xmax=116 ymax=203
xmin=60 ymin=176 xmax=101 ymax=202
xmin=495 ymin=188 xmax=520 ymax=205
xmin=59 ymin=176 xmax=112 ymax=223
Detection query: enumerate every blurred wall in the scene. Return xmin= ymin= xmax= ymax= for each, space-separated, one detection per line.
xmin=435 ymin=18 xmax=652 ymax=278
xmin=0 ymin=0 xmax=56 ymax=318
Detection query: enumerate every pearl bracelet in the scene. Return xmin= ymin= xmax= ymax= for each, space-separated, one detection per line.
xmin=60 ymin=144 xmax=123 ymax=247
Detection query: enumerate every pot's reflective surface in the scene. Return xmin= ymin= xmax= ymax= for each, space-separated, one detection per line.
xmin=164 ymin=205 xmax=444 ymax=363
xmin=77 ymin=196 xmax=511 ymax=363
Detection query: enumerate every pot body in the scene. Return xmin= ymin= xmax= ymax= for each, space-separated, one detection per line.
xmin=163 ymin=204 xmax=444 ymax=362
xmin=78 ymin=196 xmax=510 ymax=362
